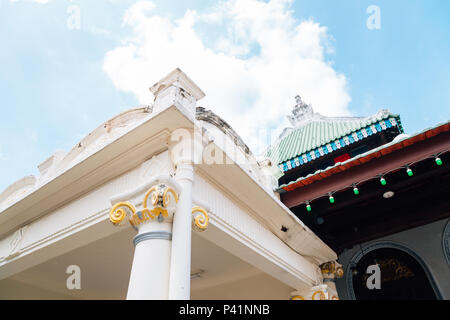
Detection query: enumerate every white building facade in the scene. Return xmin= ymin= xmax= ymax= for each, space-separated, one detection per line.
xmin=0 ymin=69 xmax=341 ymax=300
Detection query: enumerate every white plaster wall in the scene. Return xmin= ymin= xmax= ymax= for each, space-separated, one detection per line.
xmin=336 ymin=218 xmax=450 ymax=300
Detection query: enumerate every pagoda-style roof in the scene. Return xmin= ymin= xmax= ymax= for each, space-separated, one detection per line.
xmin=265 ymin=97 xmax=403 ymax=172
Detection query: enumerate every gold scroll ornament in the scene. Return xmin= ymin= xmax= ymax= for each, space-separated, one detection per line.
xmin=191 ymin=206 xmax=209 ymax=231
xmin=109 ymin=184 xmax=179 ymax=227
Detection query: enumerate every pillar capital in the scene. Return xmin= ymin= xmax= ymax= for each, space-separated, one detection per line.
xmin=315 ymin=260 xmax=343 ymax=301
xmin=109 ymin=182 xmax=179 ymax=229
xmin=290 ymin=261 xmax=343 ymax=301
xmin=319 ymin=260 xmax=344 ymax=280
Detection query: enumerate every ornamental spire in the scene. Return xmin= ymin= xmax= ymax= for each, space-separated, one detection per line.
xmin=287 ymin=95 xmax=314 ymax=127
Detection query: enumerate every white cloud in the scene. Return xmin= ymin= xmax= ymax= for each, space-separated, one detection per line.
xmin=103 ymin=0 xmax=351 ymax=154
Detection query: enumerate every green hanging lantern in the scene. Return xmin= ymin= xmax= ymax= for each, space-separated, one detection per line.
xmin=329 ymin=195 xmax=335 ymax=204
xmin=353 ymin=187 xmax=359 ymax=195
xmin=407 ymin=168 xmax=413 ymax=177
xmin=306 ymin=204 xmax=312 ymax=212
xmin=380 ymin=177 xmax=387 ymax=186
xmin=436 ymin=157 xmax=443 ymax=166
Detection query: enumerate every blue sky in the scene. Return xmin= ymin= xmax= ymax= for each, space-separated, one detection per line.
xmin=0 ymin=0 xmax=449 ymax=192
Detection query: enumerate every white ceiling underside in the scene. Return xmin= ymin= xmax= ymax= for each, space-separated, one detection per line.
xmin=2 ymin=227 xmax=291 ymax=299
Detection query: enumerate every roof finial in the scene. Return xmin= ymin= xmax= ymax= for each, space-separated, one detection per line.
xmin=288 ymin=94 xmax=314 ymax=126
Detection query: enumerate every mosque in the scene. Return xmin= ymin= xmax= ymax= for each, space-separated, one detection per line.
xmin=0 ymin=69 xmax=448 ymax=300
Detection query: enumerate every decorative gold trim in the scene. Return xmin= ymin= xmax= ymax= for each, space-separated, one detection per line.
xmin=143 ymin=185 xmax=159 ymax=209
xmin=110 ymin=183 xmax=179 ymax=227
xmin=191 ymin=206 xmax=209 ymax=231
xmin=291 ymin=295 xmax=305 ymax=300
xmin=109 ymin=202 xmax=136 ymax=226
xmin=320 ymin=261 xmax=344 ymax=279
xmin=163 ymin=187 xmax=179 ymax=207
xmin=312 ymin=290 xmax=326 ymax=300
xmin=331 ymin=295 xmax=339 ymax=300
xmin=129 ymin=207 xmax=170 ymax=226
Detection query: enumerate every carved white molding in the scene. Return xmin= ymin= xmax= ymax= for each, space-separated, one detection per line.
xmin=0 ymin=225 xmax=29 ymax=261
xmin=139 ymin=152 xmax=174 ymax=183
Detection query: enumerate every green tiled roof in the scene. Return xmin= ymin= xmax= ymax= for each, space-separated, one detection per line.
xmin=265 ymin=110 xmax=401 ymax=166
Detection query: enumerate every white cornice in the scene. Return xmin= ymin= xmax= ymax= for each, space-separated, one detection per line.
xmin=150 ymin=68 xmax=205 ymax=101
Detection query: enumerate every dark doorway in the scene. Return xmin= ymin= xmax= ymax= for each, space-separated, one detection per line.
xmin=351 ymin=248 xmax=438 ymax=300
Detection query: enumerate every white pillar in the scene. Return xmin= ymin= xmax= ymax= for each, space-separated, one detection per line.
xmin=109 ymin=182 xmax=179 ymax=300
xmin=169 ymin=162 xmax=194 ymax=299
xmin=127 ymin=220 xmax=172 ymax=300
xmin=147 ymin=68 xmax=206 ymax=300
